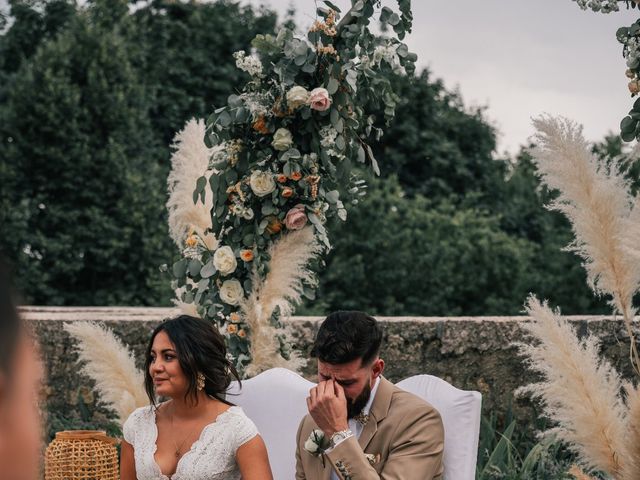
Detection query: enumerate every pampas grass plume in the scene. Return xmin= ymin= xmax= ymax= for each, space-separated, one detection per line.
xmin=167 ymin=118 xmax=217 ymax=248
xmin=530 ymin=115 xmax=640 ymax=371
xmin=64 ymin=322 xmax=147 ymax=425
xmin=241 ymin=226 xmax=322 ymax=376
xmin=517 ymin=296 xmax=629 ymax=478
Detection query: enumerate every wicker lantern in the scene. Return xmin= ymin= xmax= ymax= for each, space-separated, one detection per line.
xmin=45 ymin=430 xmax=119 ymax=480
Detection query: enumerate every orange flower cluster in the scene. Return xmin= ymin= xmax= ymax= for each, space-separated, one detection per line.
xmin=252 ymin=115 xmax=269 ymax=134
xmin=310 ymin=9 xmax=337 ymax=37
xmin=185 ymin=232 xmax=198 ymax=248
xmin=316 ymin=44 xmax=338 ymax=58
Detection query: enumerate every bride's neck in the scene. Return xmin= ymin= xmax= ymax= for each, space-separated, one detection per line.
xmin=168 ymin=392 xmax=215 ymax=419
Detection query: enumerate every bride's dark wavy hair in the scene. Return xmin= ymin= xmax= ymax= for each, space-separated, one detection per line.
xmin=144 ymin=315 xmax=240 ymax=407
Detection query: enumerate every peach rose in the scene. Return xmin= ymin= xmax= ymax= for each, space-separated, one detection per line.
xmin=240 ymin=249 xmax=254 ymax=262
xmin=290 ymin=171 xmax=303 ymax=181
xmin=237 ymin=329 xmax=247 ymax=338
xmin=285 ymin=204 xmax=308 ymax=230
xmin=629 ymin=80 xmax=640 ymax=95
xmin=227 ymin=324 xmax=238 ymax=334
xmin=276 ymin=174 xmax=288 ymax=183
xmin=281 ymin=187 xmax=294 ymax=198
xmin=308 ymin=87 xmax=331 ymax=111
xmin=229 ymin=312 xmax=241 ymax=322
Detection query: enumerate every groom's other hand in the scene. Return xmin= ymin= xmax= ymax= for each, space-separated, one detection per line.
xmin=307 ymin=379 xmax=348 ymax=437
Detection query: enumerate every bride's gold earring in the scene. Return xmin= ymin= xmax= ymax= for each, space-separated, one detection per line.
xmin=197 ymin=372 xmax=205 ymax=391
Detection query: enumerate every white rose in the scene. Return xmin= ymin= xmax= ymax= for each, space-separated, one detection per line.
xmin=219 ymin=279 xmax=244 ymax=306
xmin=213 ymin=246 xmax=237 ymax=275
xmin=271 ymin=128 xmax=294 ymax=151
xmin=304 ymin=436 xmax=320 ymax=454
xmin=303 ymin=429 xmax=325 ymax=455
xmin=250 ymin=170 xmax=276 ymax=197
xmin=286 ymin=86 xmax=310 ymax=109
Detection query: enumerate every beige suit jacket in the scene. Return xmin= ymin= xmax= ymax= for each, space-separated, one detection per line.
xmin=295 ymin=377 xmax=444 ymax=480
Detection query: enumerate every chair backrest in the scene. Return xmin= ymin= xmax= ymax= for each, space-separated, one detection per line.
xmin=230 ymin=368 xmax=481 ymax=480
xmin=228 ymin=368 xmax=313 ymax=480
xmin=396 ymin=375 xmax=482 ymax=480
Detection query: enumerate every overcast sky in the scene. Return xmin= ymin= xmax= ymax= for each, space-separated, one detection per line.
xmin=242 ymin=0 xmax=639 ymax=155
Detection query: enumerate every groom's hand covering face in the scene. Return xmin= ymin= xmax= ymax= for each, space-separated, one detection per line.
xmin=306 ymin=378 xmax=349 ymax=437
xmin=307 ymin=357 xmax=383 ymax=437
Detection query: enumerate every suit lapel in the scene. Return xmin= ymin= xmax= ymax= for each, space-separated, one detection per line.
xmin=358 ymin=376 xmax=394 ymax=451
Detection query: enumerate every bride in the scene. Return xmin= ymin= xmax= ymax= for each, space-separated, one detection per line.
xmin=120 ymin=315 xmax=273 ymax=480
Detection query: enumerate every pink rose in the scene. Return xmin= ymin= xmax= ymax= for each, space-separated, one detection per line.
xmin=285 ymin=204 xmax=308 ymax=230
xmin=308 ymin=87 xmax=331 ymax=112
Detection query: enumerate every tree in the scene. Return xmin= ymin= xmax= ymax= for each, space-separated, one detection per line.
xmin=306 ymin=174 xmax=535 ymax=316
xmin=0 ymin=0 xmax=277 ymax=305
xmin=370 ymin=70 xmax=506 ymax=205
xmin=0 ymin=0 xmax=172 ymax=304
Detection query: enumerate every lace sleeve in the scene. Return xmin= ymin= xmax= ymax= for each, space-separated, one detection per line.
xmin=122 ymin=408 xmax=140 ymax=445
xmin=234 ymin=411 xmax=259 ymax=449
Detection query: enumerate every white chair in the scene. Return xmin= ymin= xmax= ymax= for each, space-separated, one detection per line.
xmin=397 ymin=375 xmax=482 ymax=480
xmin=228 ymin=368 xmax=314 ymax=480
xmin=230 ymin=368 xmax=481 ymax=480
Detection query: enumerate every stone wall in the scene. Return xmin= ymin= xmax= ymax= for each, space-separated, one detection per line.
xmin=23 ymin=306 xmax=637 ymax=440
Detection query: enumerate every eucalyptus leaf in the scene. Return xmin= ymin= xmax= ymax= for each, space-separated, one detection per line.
xmin=327 ymin=77 xmax=339 ymax=95
xmin=172 ymin=259 xmax=188 ymax=278
xmin=188 ymin=259 xmax=203 ymax=277
xmin=200 ymin=260 xmax=217 ymax=278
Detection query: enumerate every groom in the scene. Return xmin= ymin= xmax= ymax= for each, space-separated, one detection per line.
xmin=295 ymin=311 xmax=444 ymax=480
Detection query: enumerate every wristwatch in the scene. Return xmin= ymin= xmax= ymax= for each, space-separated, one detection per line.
xmin=329 ymin=429 xmax=353 ymax=448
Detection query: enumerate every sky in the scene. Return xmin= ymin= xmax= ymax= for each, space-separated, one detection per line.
xmin=241 ymin=0 xmax=639 ymax=155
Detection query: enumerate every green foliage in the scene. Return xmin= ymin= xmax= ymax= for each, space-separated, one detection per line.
xmin=0 ymin=0 xmax=277 ymax=305
xmin=0 ymin=0 xmax=621 ymax=316
xmin=306 ymin=174 xmax=534 ymax=316
xmin=371 ymin=70 xmax=503 ymax=202
xmin=476 ymin=414 xmax=576 ymax=480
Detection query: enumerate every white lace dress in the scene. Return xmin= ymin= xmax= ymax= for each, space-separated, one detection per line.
xmin=123 ymin=405 xmax=258 ymax=480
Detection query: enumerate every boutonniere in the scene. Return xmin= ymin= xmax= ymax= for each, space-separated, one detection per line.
xmin=304 ymin=429 xmax=330 ymax=467
xmin=364 ymin=453 xmax=380 ymax=466
xmin=304 ymin=429 xmax=328 ymax=456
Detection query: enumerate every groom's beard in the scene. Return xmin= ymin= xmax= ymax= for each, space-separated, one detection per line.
xmin=346 ymin=381 xmax=372 ymax=419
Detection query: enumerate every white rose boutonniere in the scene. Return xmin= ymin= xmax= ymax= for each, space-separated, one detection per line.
xmin=213 ymin=246 xmax=237 ymax=275
xmin=271 ymin=127 xmax=293 ymax=151
xmin=304 ymin=429 xmax=327 ymax=457
xmin=219 ymin=279 xmax=244 ymax=305
xmin=249 ymin=170 xmax=276 ymax=197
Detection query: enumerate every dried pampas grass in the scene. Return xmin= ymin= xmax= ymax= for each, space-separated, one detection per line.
xmin=167 ymin=118 xmax=217 ymax=248
xmin=517 ymin=296 xmax=629 ymax=478
xmin=568 ymin=465 xmax=597 ymax=480
xmin=64 ymin=322 xmax=147 ymax=425
xmin=241 ymin=226 xmax=322 ymax=377
xmin=530 ymin=115 xmax=640 ymax=372
xmin=622 ymin=384 xmax=640 ymax=480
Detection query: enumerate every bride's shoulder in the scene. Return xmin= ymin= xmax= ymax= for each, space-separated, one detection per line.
xmin=123 ymin=404 xmax=156 ymax=430
xmin=218 ymin=406 xmax=259 ymax=445
xmin=122 ymin=404 xmax=156 ymax=445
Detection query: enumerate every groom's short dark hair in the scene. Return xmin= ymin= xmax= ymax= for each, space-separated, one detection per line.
xmin=311 ymin=311 xmax=383 ymax=366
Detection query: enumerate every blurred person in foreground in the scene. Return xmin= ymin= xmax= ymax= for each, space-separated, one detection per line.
xmin=295 ymin=311 xmax=444 ymax=479
xmin=0 ymin=261 xmax=43 ymax=480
